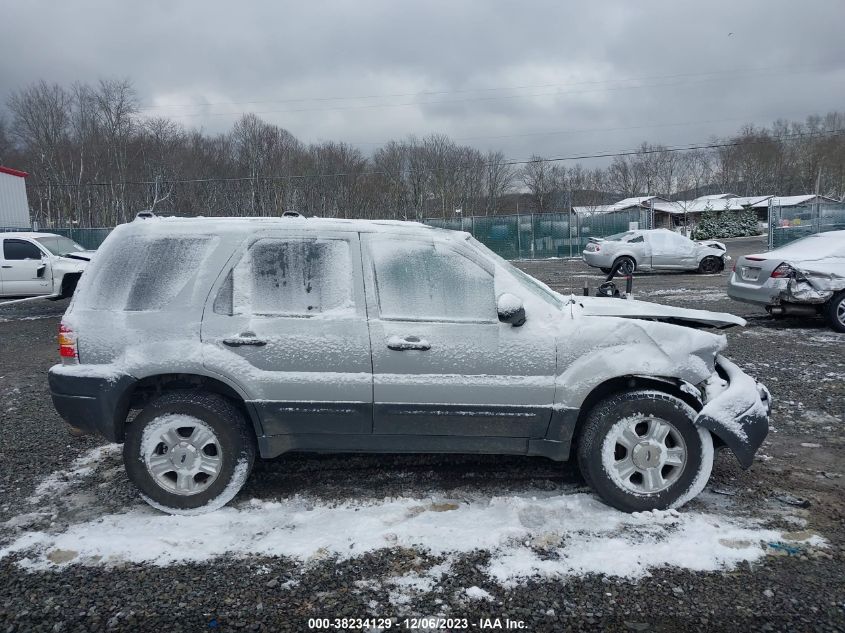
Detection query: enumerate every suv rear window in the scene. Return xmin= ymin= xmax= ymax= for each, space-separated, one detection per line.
xmin=78 ymin=235 xmax=216 ymax=311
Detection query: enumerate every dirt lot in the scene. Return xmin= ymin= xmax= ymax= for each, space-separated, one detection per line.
xmin=1 ymin=235 xmax=843 ymax=632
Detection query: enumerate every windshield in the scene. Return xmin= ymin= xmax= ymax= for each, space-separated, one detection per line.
xmin=466 ymin=237 xmax=564 ymax=309
xmin=35 ymin=235 xmax=85 ymax=256
xmin=603 ymin=231 xmax=635 ymax=241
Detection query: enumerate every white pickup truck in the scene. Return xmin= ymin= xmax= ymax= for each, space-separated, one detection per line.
xmin=0 ymin=232 xmax=94 ymax=299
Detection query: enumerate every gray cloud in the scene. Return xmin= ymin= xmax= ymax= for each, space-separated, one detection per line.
xmin=1 ymin=0 xmax=843 ymax=162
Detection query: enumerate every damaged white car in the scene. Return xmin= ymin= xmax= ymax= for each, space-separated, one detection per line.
xmin=582 ymin=228 xmax=728 ymax=275
xmin=0 ymin=232 xmax=94 ymax=299
xmin=728 ymin=230 xmax=845 ymax=332
xmin=48 ymin=215 xmax=769 ymax=515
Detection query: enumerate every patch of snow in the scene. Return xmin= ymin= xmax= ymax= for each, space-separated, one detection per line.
xmin=464 ymin=586 xmax=494 ymax=601
xmin=3 ymin=487 xmax=804 ymax=584
xmin=27 ymin=444 xmax=121 ymax=504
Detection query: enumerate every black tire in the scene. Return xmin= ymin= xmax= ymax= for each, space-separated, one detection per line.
xmin=124 ymin=390 xmax=256 ymax=515
xmin=577 ymin=390 xmax=713 ymax=512
xmin=612 ymin=256 xmax=636 ymax=275
xmin=698 ymin=256 xmax=722 ymax=274
xmin=824 ymin=290 xmax=845 ymax=333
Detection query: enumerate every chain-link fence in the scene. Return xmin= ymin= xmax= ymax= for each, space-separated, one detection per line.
xmin=768 ymin=202 xmax=845 ymax=249
xmin=424 ymin=209 xmax=652 ymax=259
xmin=5 ymin=207 xmax=654 ymax=260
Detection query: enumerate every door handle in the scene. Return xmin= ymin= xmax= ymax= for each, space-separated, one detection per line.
xmin=222 ymin=332 xmax=267 ymax=347
xmin=387 ymin=335 xmax=431 ymax=351
xmin=1 ymin=265 xmax=11 ymax=269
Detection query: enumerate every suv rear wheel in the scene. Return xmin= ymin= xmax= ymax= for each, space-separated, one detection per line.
xmin=824 ymin=290 xmax=845 ymax=333
xmin=577 ymin=390 xmax=713 ymax=512
xmin=124 ymin=390 xmax=256 ymax=515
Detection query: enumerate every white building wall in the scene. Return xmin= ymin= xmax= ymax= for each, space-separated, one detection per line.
xmin=0 ymin=171 xmax=30 ymax=228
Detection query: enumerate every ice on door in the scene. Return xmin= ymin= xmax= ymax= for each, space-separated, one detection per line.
xmin=363 ymin=234 xmax=557 ymax=438
xmin=201 ymin=234 xmax=373 ymax=435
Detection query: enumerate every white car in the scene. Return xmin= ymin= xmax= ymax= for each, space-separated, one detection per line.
xmin=728 ymin=230 xmax=845 ymax=331
xmin=583 ymin=229 xmax=728 ymax=275
xmin=0 ymin=232 xmax=94 ymax=299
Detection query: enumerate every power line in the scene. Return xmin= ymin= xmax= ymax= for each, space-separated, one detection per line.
xmin=30 ymin=127 xmax=845 ymax=188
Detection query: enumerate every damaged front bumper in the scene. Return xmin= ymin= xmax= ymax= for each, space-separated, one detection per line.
xmin=695 ymin=355 xmax=771 ymax=468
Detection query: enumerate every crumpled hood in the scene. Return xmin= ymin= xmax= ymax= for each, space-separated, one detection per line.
xmin=60 ymin=250 xmax=95 ymax=262
xmin=576 ymin=296 xmax=746 ymax=329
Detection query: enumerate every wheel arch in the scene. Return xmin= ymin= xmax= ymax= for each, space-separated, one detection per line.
xmin=121 ymin=372 xmax=261 ymax=442
xmin=567 ymin=375 xmax=710 ymax=457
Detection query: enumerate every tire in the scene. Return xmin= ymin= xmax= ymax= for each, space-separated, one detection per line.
xmin=577 ymin=390 xmax=713 ymax=512
xmin=698 ymin=256 xmax=722 ymax=274
xmin=123 ymin=390 xmax=256 ymax=515
xmin=824 ymin=290 xmax=845 ymax=333
xmin=612 ymin=256 xmax=636 ymax=275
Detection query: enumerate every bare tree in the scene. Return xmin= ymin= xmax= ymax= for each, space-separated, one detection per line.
xmin=520 ymin=155 xmax=555 ymax=212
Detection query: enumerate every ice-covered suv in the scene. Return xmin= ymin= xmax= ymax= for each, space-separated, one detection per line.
xmin=48 ymin=215 xmax=770 ymax=515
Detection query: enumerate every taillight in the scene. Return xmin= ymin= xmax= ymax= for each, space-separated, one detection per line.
xmin=770 ymin=263 xmax=794 ymax=278
xmin=58 ymin=323 xmax=79 ymax=364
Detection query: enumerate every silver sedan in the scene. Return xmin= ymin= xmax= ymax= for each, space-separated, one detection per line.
xmin=582 ymin=229 xmax=728 ymax=275
xmin=728 ymin=230 xmax=845 ymax=332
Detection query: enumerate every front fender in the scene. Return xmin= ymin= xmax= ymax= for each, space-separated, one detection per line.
xmin=695 ymin=355 xmax=770 ymax=468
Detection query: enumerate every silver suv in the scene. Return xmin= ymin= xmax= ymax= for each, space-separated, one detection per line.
xmin=48 ymin=216 xmax=770 ymax=515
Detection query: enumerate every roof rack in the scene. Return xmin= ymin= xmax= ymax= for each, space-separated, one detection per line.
xmin=135 ymin=210 xmax=156 ymax=220
xmin=282 ymin=211 xmax=303 ymax=218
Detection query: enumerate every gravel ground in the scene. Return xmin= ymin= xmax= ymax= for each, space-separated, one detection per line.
xmin=0 ymin=236 xmax=843 ymax=632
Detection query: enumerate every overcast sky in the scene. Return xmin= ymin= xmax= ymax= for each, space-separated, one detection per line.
xmin=1 ymin=0 xmax=844 ymax=164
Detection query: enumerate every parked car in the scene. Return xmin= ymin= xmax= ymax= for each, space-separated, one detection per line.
xmin=728 ymin=230 xmax=845 ymax=332
xmin=582 ymin=229 xmax=728 ymax=274
xmin=48 ymin=215 xmax=769 ymax=515
xmin=0 ymin=232 xmax=94 ymax=299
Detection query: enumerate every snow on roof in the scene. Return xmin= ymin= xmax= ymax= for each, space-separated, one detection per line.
xmin=653 ymin=196 xmax=773 ymax=214
xmin=117 ymin=214 xmax=452 ymax=239
xmin=751 ymin=194 xmax=839 ymax=208
xmin=573 ymin=196 xmax=667 ymax=215
xmin=693 ymin=193 xmax=738 ymax=201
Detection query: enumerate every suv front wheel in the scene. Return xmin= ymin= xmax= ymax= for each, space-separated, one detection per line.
xmin=577 ymin=390 xmax=713 ymax=512
xmin=124 ymin=390 xmax=256 ymax=515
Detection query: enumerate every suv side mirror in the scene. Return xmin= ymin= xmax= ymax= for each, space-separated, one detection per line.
xmin=497 ymin=293 xmax=526 ymax=327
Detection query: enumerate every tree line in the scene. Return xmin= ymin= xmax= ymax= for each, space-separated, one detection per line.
xmin=0 ymin=78 xmax=843 ymax=228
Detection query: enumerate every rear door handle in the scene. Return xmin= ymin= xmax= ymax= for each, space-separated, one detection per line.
xmin=387 ymin=335 xmax=431 ymax=351
xmin=222 ymin=332 xmax=267 ymax=347
xmin=1 ymin=265 xmax=11 ymax=269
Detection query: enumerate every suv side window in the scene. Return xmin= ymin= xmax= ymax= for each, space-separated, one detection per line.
xmin=369 ymin=237 xmax=495 ymax=322
xmin=217 ymin=237 xmax=353 ymax=317
xmin=3 ymin=239 xmax=43 ymax=260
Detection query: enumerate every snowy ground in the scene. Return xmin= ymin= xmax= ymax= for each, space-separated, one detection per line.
xmin=1 ymin=235 xmax=843 ymax=632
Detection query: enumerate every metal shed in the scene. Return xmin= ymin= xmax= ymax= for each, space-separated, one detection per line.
xmin=0 ymin=166 xmax=30 ymax=229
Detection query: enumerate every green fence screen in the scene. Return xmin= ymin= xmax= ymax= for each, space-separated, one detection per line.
xmin=424 ymin=209 xmax=651 ymax=259
xmin=769 ymin=203 xmax=845 ymax=248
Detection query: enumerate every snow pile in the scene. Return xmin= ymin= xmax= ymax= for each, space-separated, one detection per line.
xmin=2 ymin=482 xmax=807 ymax=582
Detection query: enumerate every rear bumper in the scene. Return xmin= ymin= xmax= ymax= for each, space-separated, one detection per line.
xmin=727 ymin=272 xmax=785 ymax=306
xmin=695 ymin=355 xmax=770 ymax=468
xmin=582 ymin=251 xmax=611 ymax=268
xmin=48 ymin=366 xmax=136 ymax=442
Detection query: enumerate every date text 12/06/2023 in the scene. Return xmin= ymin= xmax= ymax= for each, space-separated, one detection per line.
xmin=307 ymin=616 xmax=528 ymax=629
